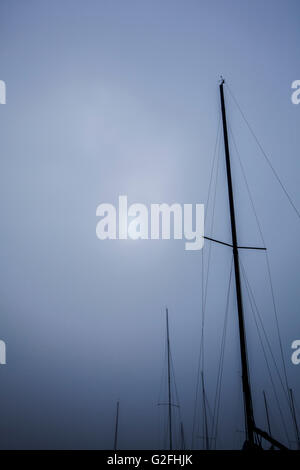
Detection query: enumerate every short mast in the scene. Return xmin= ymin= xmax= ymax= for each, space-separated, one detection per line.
xmin=166 ymin=308 xmax=173 ymax=450
xmin=219 ymin=79 xmax=255 ymax=447
xmin=113 ymin=401 xmax=119 ymax=451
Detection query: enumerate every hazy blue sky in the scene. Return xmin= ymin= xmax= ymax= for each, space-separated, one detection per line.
xmin=0 ymin=0 xmax=299 ymax=449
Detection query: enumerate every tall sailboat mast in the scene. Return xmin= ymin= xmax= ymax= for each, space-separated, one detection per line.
xmin=166 ymin=308 xmax=173 ymax=451
xmin=219 ymin=79 xmax=255 ymax=447
xmin=199 ymin=79 xmax=287 ymax=450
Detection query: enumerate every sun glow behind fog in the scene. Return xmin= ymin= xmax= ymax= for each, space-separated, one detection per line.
xmin=68 ymin=80 xmax=187 ymax=203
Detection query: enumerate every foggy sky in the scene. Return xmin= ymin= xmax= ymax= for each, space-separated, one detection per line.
xmin=0 ymin=0 xmax=299 ymax=449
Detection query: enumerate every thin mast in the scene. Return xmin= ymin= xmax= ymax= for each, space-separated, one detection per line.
xmin=180 ymin=422 xmax=186 ymax=450
xmin=113 ymin=401 xmax=119 ymax=451
xmin=289 ymin=388 xmax=300 ymax=449
xmin=166 ymin=308 xmax=173 ymax=450
xmin=219 ymin=79 xmax=255 ymax=447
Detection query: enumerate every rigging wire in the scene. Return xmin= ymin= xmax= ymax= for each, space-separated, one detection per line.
xmin=239 ymin=259 xmax=291 ymax=445
xmin=211 ymin=255 xmax=233 ymax=448
xmin=228 ymin=124 xmax=292 ymax=412
xmin=225 ymin=82 xmax=300 ymax=220
xmin=192 ymin=117 xmax=221 ymax=448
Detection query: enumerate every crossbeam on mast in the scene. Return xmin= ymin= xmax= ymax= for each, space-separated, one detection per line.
xmin=204 ymin=236 xmax=266 ymax=250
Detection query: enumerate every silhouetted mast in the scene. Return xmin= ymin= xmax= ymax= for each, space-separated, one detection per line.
xmin=180 ymin=422 xmax=186 ymax=450
xmin=113 ymin=401 xmax=119 ymax=451
xmin=166 ymin=308 xmax=173 ymax=450
xmin=219 ymin=79 xmax=255 ymax=447
xmin=218 ymin=79 xmax=288 ymax=451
